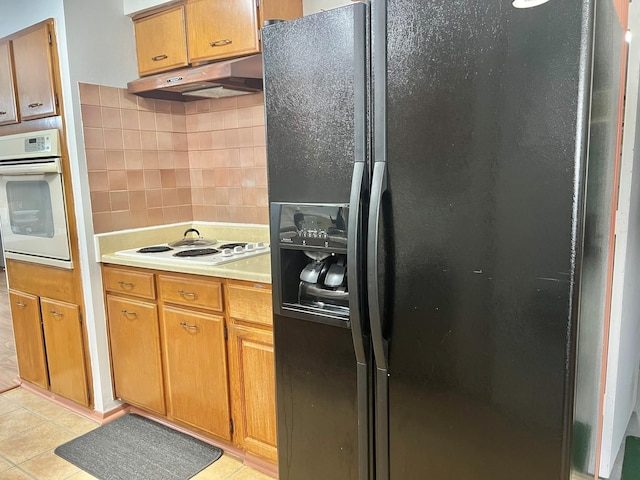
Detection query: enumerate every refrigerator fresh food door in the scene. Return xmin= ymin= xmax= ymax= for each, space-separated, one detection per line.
xmin=370 ymin=0 xmax=593 ymax=479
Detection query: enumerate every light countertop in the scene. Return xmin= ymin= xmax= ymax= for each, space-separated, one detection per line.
xmin=95 ymin=222 xmax=272 ymax=284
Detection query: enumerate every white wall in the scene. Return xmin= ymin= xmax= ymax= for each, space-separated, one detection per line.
xmin=0 ymin=0 xmax=65 ymax=37
xmin=61 ymin=0 xmax=138 ymax=414
xmin=0 ymin=0 xmax=138 ymax=413
xmin=600 ymin=3 xmax=640 ymax=476
xmin=303 ymin=0 xmax=353 ymax=15
xmin=123 ymin=0 xmax=175 ymax=16
xmin=123 ymin=0 xmax=352 ymax=17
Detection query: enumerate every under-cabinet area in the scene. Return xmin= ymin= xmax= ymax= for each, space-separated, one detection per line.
xmin=102 ymin=262 xmax=276 ymax=465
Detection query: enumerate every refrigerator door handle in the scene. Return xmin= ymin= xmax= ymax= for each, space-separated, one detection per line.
xmin=367 ymin=161 xmax=389 ymax=369
xmin=348 ymin=160 xmax=371 ymax=480
xmin=348 ymin=160 xmax=367 ymax=364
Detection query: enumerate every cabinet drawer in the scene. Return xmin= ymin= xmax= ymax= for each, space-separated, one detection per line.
xmin=158 ymin=275 xmax=223 ymax=312
xmin=227 ymin=282 xmax=272 ymax=327
xmin=104 ymin=266 xmax=156 ymax=300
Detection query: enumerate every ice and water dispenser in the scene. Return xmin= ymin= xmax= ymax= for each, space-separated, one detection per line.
xmin=271 ymin=203 xmax=350 ymax=325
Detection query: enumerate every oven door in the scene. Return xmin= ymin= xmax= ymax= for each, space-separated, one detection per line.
xmin=0 ymin=159 xmax=72 ymax=269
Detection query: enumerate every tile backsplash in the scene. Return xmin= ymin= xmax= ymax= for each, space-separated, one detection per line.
xmin=79 ymin=83 xmax=269 ymax=234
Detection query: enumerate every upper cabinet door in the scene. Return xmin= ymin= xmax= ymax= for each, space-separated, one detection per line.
xmin=12 ymin=21 xmax=58 ymax=121
xmin=186 ymin=0 xmax=260 ymax=64
xmin=135 ymin=5 xmax=189 ymax=76
xmin=259 ymin=0 xmax=303 ymax=25
xmin=0 ymin=41 xmax=19 ymax=126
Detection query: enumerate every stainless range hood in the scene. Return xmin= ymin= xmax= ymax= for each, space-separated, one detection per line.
xmin=127 ymin=54 xmax=263 ymax=101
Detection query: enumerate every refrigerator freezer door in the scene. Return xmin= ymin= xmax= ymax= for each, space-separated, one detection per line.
xmin=375 ymin=0 xmax=593 ymax=479
xmin=263 ymin=4 xmax=371 ymax=480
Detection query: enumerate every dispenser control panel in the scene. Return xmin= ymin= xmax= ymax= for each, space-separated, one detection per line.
xmin=278 ymin=203 xmax=349 ymax=250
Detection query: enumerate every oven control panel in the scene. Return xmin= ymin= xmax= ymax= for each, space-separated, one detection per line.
xmin=24 ymin=134 xmax=52 ymax=153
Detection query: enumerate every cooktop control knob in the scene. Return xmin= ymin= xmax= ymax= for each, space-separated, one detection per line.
xmin=221 ymin=248 xmax=233 ymax=257
xmin=233 ymin=246 xmax=245 ymax=254
xmin=245 ymin=243 xmax=255 ymax=252
xmin=256 ymin=242 xmax=267 ymax=250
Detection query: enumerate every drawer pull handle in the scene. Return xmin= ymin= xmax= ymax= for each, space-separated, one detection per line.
xmin=121 ymin=310 xmax=137 ymax=318
xmin=118 ymin=281 xmax=135 ymax=289
xmin=180 ymin=321 xmax=199 ymax=331
xmin=0 ymin=111 xmax=6 ymax=115
xmin=178 ymin=290 xmax=197 ymax=299
xmin=50 ymin=311 xmax=63 ymax=317
xmin=152 ymin=54 xmax=168 ymax=61
xmin=15 ymin=301 xmax=26 ymax=307
xmin=209 ymin=39 xmax=232 ymax=47
xmin=28 ymin=102 xmax=43 ymax=108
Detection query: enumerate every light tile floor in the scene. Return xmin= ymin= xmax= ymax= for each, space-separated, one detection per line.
xmin=0 ymin=387 xmax=272 ymax=480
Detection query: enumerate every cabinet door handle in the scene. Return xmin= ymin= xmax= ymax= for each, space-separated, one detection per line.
xmin=151 ymin=54 xmax=168 ymax=61
xmin=209 ymin=39 xmax=232 ymax=47
xmin=118 ymin=281 xmax=135 ymax=289
xmin=50 ymin=311 xmax=63 ymax=317
xmin=15 ymin=301 xmax=26 ymax=307
xmin=121 ymin=310 xmax=137 ymax=319
xmin=0 ymin=111 xmax=6 ymax=115
xmin=28 ymin=103 xmax=43 ymax=108
xmin=178 ymin=290 xmax=197 ymax=299
xmin=180 ymin=321 xmax=199 ymax=331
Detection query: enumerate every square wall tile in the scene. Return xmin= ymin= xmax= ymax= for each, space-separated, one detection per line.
xmin=79 ymin=83 xmax=101 ymax=106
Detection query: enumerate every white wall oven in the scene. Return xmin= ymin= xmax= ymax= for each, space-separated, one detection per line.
xmin=0 ymin=129 xmax=72 ymax=269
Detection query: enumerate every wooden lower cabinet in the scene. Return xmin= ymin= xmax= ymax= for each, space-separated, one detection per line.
xmin=106 ymin=295 xmax=165 ymax=415
xmin=227 ymin=323 xmax=277 ymax=462
xmin=40 ymin=299 xmax=89 ymax=406
xmin=9 ymin=290 xmax=48 ymax=389
xmin=161 ymin=305 xmax=231 ymax=440
xmin=102 ymin=265 xmax=277 ymax=464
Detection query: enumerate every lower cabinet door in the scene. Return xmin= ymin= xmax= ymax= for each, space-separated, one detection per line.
xmin=107 ymin=295 xmax=165 ymax=415
xmin=40 ymin=298 xmax=89 ymax=406
xmin=228 ymin=323 xmax=277 ymax=462
xmin=161 ymin=306 xmax=231 ymax=440
xmin=9 ymin=290 xmax=48 ymax=388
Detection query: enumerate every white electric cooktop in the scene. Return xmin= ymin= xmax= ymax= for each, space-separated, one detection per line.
xmin=114 ymin=241 xmax=269 ymax=266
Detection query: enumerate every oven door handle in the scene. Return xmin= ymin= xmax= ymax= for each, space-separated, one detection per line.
xmin=0 ymin=172 xmax=52 ymax=181
xmin=0 ymin=160 xmax=61 ymax=175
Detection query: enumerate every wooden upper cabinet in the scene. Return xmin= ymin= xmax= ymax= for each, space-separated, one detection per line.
xmin=0 ymin=41 xmax=19 ymax=126
xmin=12 ymin=21 xmax=58 ymax=121
xmin=9 ymin=290 xmax=48 ymax=389
xmin=40 ymin=298 xmax=89 ymax=407
xmin=259 ymin=0 xmax=303 ymax=26
xmin=134 ymin=5 xmax=189 ymax=76
xmin=186 ymin=0 xmax=260 ymax=64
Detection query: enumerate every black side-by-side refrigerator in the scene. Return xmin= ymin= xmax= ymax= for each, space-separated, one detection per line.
xmin=263 ymin=0 xmax=623 ymax=479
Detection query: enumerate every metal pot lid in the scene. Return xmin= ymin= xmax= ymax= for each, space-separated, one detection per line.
xmin=168 ymin=228 xmax=217 ymax=247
